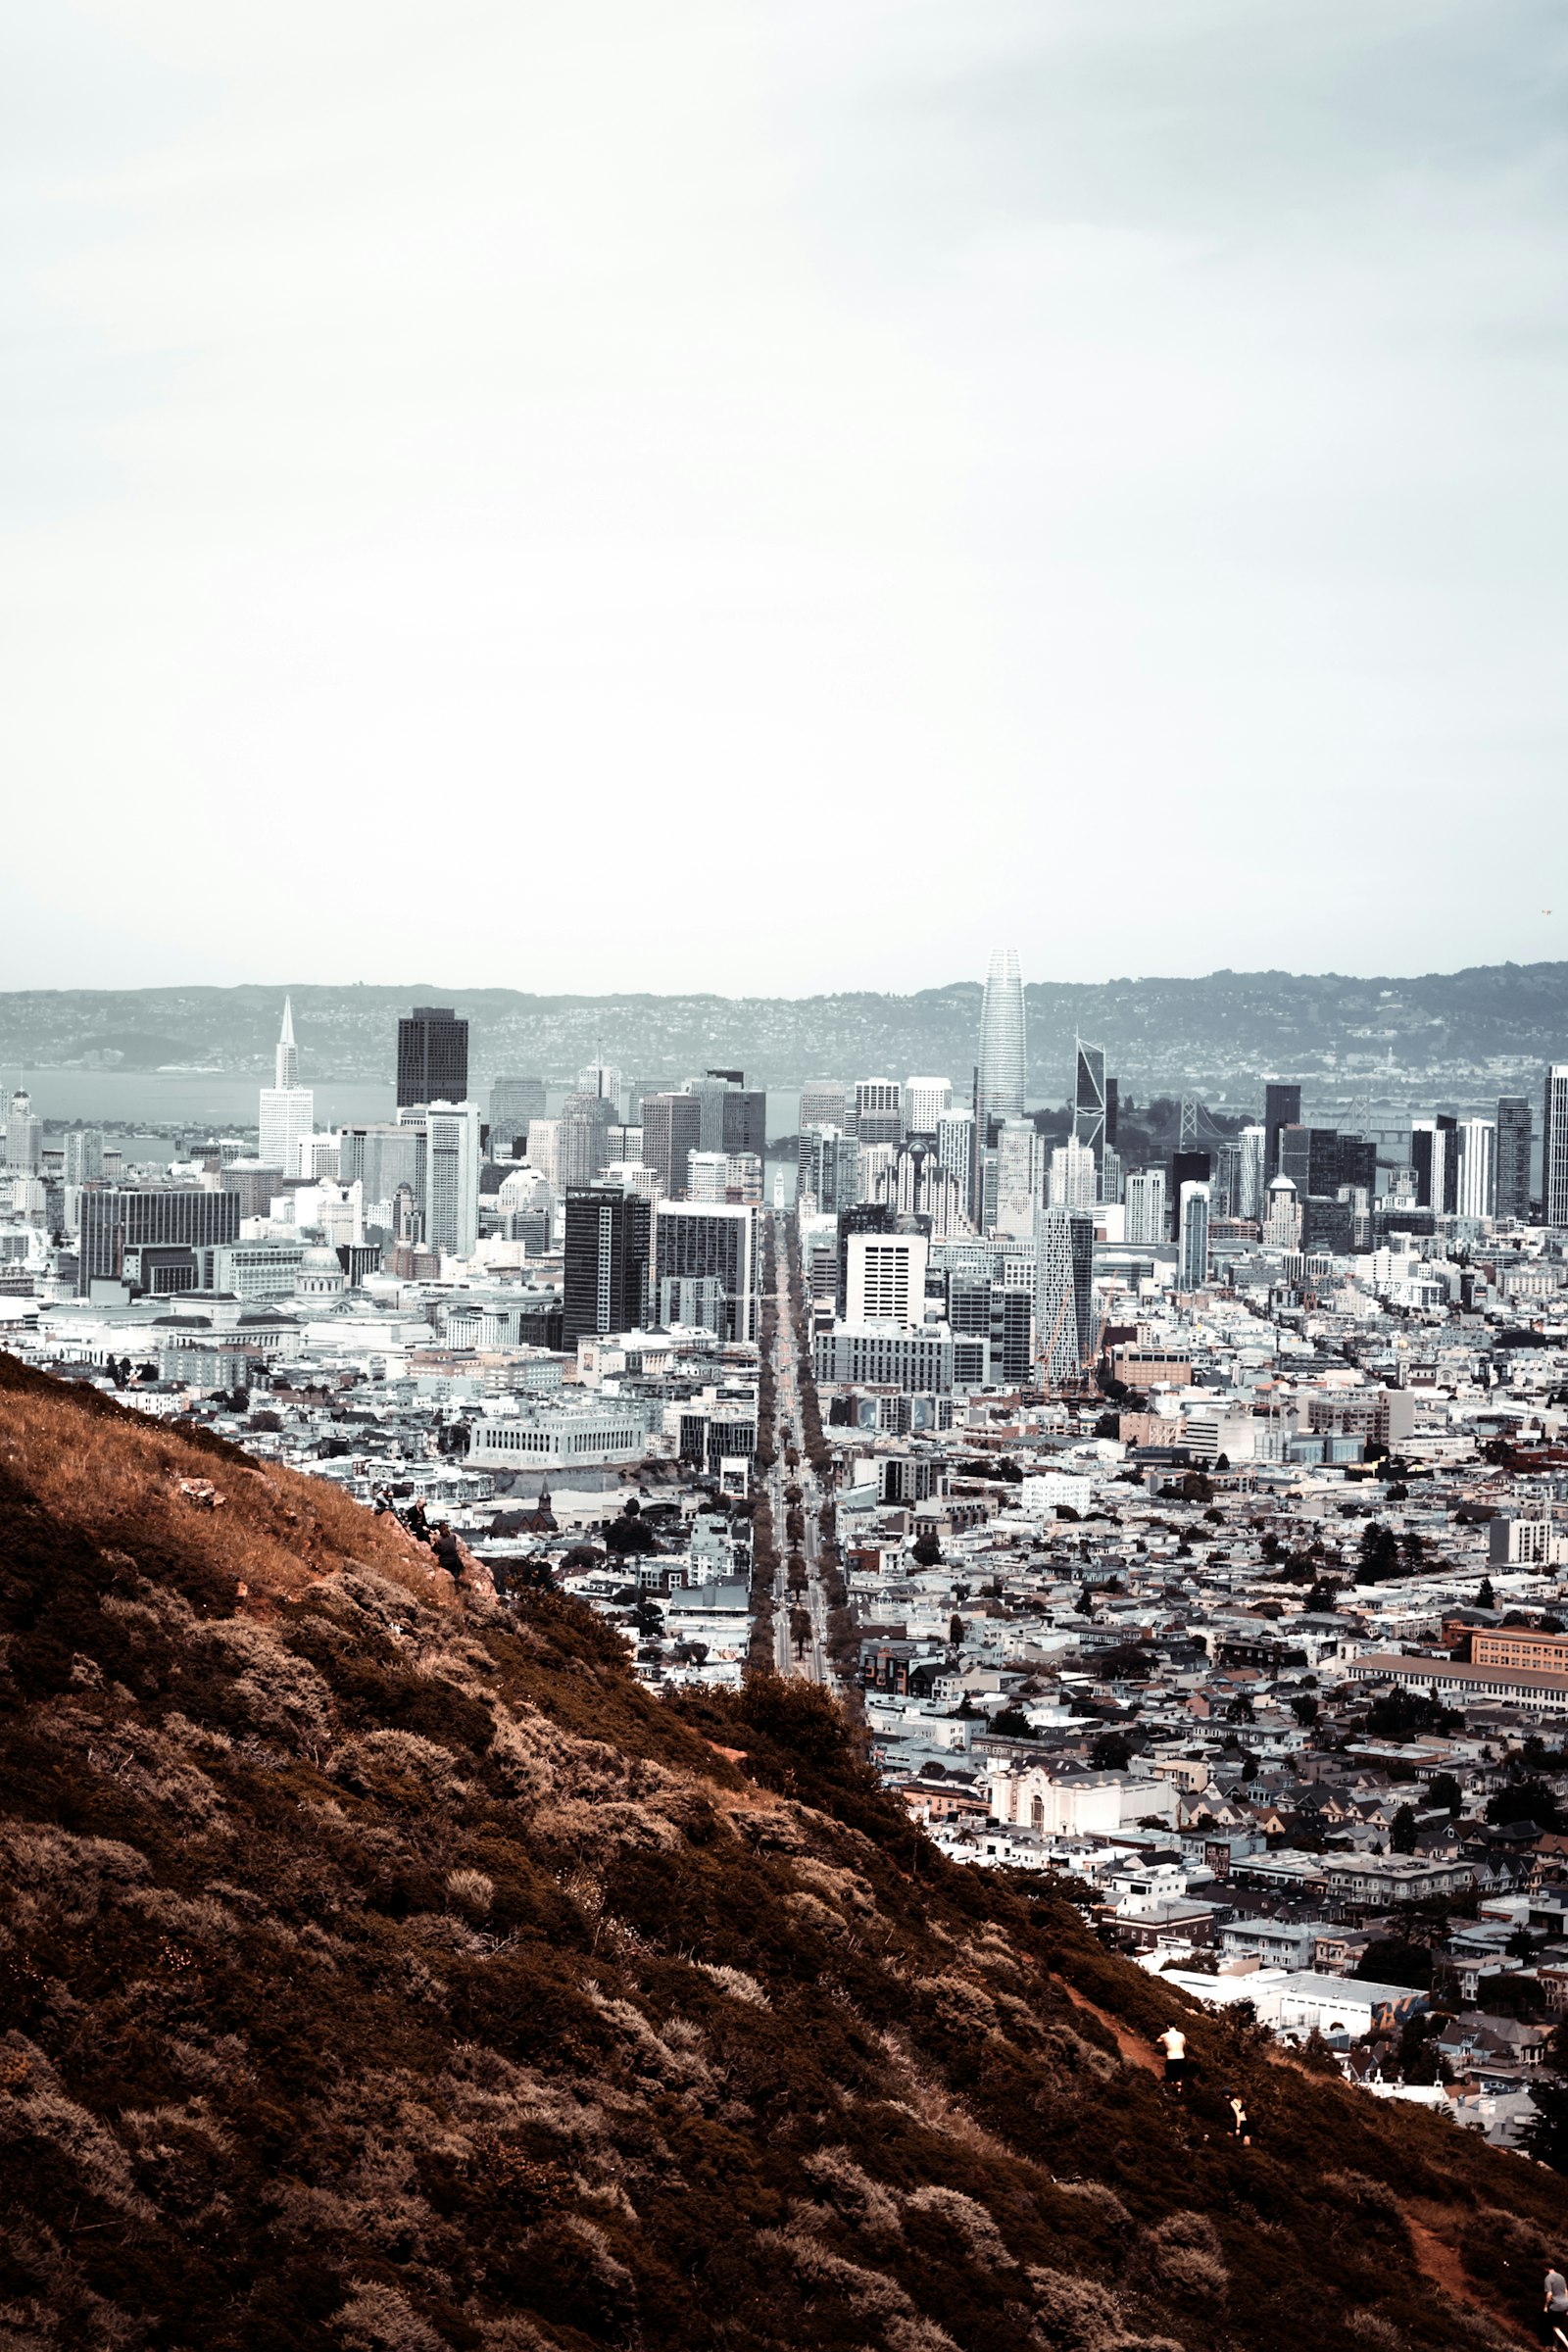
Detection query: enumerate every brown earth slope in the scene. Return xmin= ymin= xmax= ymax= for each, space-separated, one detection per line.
xmin=0 ymin=1353 xmax=1563 ymax=2352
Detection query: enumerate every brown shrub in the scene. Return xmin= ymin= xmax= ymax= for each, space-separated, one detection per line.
xmin=1149 ymin=2213 xmax=1228 ymax=2300
xmin=801 ymin=2145 xmax=903 ymax=2238
xmin=1028 ymin=2265 xmax=1124 ymax=2352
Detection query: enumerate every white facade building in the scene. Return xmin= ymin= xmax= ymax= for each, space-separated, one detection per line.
xmin=424 ymin=1102 xmax=481 ymax=1258
xmin=845 ymin=1230 xmax=929 ymax=1327
xmin=1455 ymin=1119 xmax=1496 ymax=1220
xmin=1124 ymin=1168 xmax=1166 ymax=1246
xmin=996 ymin=1119 xmax=1043 ymax=1237
xmin=1545 ymin=1065 xmax=1568 ymax=1230
xmin=904 ymin=1076 xmax=954 ymax=1136
xmin=1049 ymin=1138 xmax=1097 ymax=1211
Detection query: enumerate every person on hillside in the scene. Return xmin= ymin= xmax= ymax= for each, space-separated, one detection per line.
xmin=1157 ymin=2024 xmax=1188 ymax=2095
xmin=1227 ymin=2093 xmax=1250 ymax=2145
xmin=406 ymin=1499 xmax=430 ymax=1544
xmin=432 ymin=1523 xmax=463 ymax=1576
xmin=1541 ymin=2264 xmax=1568 ymax=2345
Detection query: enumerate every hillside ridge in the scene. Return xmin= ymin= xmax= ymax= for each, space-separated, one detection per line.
xmin=4 ymin=961 xmax=1568 ymax=1089
xmin=0 ymin=1353 xmax=1563 ymax=2352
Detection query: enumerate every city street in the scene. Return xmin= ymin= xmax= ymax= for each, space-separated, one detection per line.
xmin=766 ymin=1210 xmax=830 ymax=1684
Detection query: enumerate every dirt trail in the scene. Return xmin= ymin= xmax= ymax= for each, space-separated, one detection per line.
xmin=1054 ymin=1979 xmax=1161 ymax=2075
xmin=1406 ymin=2201 xmax=1534 ymax=2344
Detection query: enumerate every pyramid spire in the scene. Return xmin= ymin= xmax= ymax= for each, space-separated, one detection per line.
xmin=274 ymin=996 xmax=300 ymax=1091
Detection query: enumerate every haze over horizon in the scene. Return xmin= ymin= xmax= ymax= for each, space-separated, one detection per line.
xmin=5 ymin=1 xmax=1567 ymax=993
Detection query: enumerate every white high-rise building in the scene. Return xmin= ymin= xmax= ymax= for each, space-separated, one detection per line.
xmin=799 ymin=1080 xmax=849 ymax=1131
xmin=424 ymin=1101 xmax=481 ymax=1258
xmin=1455 ymin=1119 xmax=1496 ymax=1220
xmin=294 ymin=1133 xmax=341 ymax=1181
xmin=62 ymin=1128 xmax=105 ymax=1185
xmin=1124 ymin=1168 xmax=1167 ymax=1246
xmin=853 ymin=1080 xmax=903 ymax=1147
xmin=845 ymin=1230 xmax=929 ymax=1328
xmin=799 ymin=1125 xmax=859 ymax=1216
xmin=936 ymin=1108 xmax=974 ymax=1203
xmin=1263 ymin=1175 xmax=1302 ymax=1250
xmin=1049 ymin=1138 xmax=1097 ymax=1210
xmin=687 ymin=1151 xmax=729 ymax=1202
xmin=996 ymin=1119 xmax=1043 ymax=1237
xmin=1238 ymin=1126 xmax=1267 ymax=1221
xmin=856 ymin=1142 xmax=897 ymax=1203
xmin=1544 ymin=1067 xmax=1568 ymax=1230
xmin=5 ymin=1090 xmax=42 ymax=1173
xmin=867 ymin=1143 xmax=969 ymax=1237
xmin=977 ymin=948 xmax=1027 ymax=1126
xmin=524 ymin=1118 xmax=564 ymax=1191
xmin=1178 ymin=1181 xmax=1210 ymax=1292
xmin=576 ymin=1061 xmax=624 ymax=1114
xmin=904 ymin=1076 xmax=953 ymax=1137
xmin=259 ymin=998 xmax=315 ymax=1173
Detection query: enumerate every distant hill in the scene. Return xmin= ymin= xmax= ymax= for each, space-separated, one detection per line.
xmin=0 ymin=1351 xmax=1559 ymax=2351
xmin=1 ymin=964 xmax=1567 ymax=1097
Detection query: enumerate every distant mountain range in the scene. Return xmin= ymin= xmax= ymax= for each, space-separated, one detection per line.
xmin=2 ymin=964 xmax=1567 ymax=1100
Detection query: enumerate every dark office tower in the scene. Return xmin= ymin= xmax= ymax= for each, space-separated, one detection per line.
xmin=563 ymin=1185 xmax=652 ymax=1345
xmin=1335 ymin=1136 xmax=1377 ymax=1196
xmin=1495 ymin=1097 xmax=1533 ymax=1221
xmin=488 ymin=1076 xmax=546 ymax=1155
xmin=642 ymin=1092 xmax=702 ymax=1198
xmin=1410 ymin=1115 xmax=1458 ymax=1212
xmin=1262 ymin=1083 xmax=1301 ymax=1178
xmin=1104 ymin=1077 xmax=1118 ymax=1149
xmin=1072 ymin=1039 xmax=1107 ymax=1166
xmin=77 ymin=1185 xmax=240 ymax=1296
xmin=686 ymin=1070 xmax=766 ymax=1156
xmin=1279 ymin=1125 xmax=1352 ymax=1199
xmin=834 ymin=1200 xmax=895 ymax=1319
xmin=989 ymin=1288 xmax=1034 ymax=1385
xmin=397 ymin=1006 xmax=467 ymax=1108
xmin=946 ymin=1272 xmax=992 ymax=1336
xmin=1170 ymin=1150 xmax=1211 ymax=1208
xmin=1301 ymin=1196 xmax=1355 ymax=1253
xmin=722 ymin=1088 xmax=766 ymax=1157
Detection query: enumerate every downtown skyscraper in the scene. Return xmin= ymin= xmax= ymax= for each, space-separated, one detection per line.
xmin=976 ymin=948 xmax=1027 ymax=1125
xmin=258 ymin=998 xmax=314 ymax=1173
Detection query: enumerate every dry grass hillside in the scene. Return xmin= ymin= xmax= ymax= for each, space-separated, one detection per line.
xmin=0 ymin=1353 xmax=1564 ymax=2352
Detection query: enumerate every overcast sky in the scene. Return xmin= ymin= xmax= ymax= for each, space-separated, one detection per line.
xmin=4 ymin=1 xmax=1565 ymax=995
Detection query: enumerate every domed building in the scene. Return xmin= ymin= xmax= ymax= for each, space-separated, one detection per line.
xmin=294 ymin=1243 xmax=347 ymax=1306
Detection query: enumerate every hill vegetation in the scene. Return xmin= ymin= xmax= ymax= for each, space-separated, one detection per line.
xmin=0 ymin=1353 xmax=1564 ymax=2352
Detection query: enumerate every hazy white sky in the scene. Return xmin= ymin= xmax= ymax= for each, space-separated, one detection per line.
xmin=4 ymin=1 xmax=1566 ymax=993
